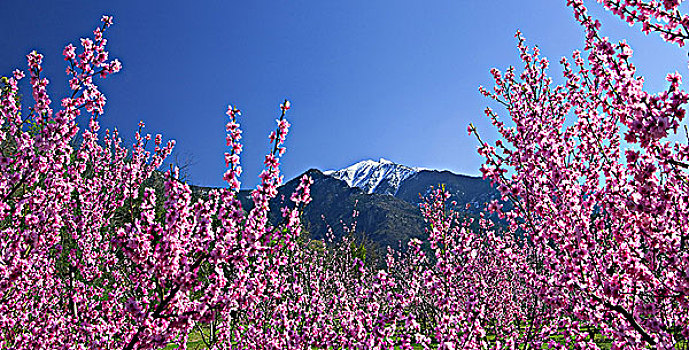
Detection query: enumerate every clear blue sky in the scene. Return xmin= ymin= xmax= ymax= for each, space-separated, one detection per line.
xmin=1 ymin=1 xmax=686 ymax=188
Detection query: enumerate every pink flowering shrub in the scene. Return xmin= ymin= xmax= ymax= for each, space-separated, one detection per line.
xmin=591 ymin=0 xmax=687 ymax=47
xmin=214 ymin=226 xmax=408 ymax=350
xmin=0 ymin=16 xmax=314 ymax=349
xmin=471 ymin=0 xmax=689 ymax=348
xmin=387 ymin=187 xmax=576 ymax=349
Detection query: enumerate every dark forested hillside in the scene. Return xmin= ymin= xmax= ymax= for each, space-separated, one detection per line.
xmin=189 ymin=166 xmax=500 ymax=252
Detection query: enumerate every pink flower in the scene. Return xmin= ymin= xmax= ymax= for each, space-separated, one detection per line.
xmin=101 ymin=15 xmax=113 ymax=26
xmin=12 ymin=69 xmax=24 ymax=80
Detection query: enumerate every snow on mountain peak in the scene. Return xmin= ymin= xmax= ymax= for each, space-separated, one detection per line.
xmin=323 ymin=158 xmax=420 ymax=195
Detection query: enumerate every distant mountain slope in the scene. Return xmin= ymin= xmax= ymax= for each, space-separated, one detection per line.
xmin=189 ymin=159 xmax=500 ymax=252
xmin=323 ymin=158 xmax=498 ymax=212
xmin=396 ymin=170 xmax=497 ymax=213
xmin=235 ymin=169 xmax=427 ymax=250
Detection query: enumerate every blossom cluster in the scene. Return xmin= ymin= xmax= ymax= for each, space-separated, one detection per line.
xmin=589 ymin=0 xmax=688 ymax=48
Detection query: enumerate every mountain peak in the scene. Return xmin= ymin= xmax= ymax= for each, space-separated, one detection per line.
xmin=323 ymin=158 xmax=419 ymax=195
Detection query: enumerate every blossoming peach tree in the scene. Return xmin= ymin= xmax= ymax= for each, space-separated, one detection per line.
xmin=470 ymin=0 xmax=689 ymax=348
xmin=359 ymin=0 xmax=689 ymax=348
xmin=0 ymin=15 xmax=320 ymax=349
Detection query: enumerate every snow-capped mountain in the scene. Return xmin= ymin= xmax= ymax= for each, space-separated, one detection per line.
xmin=323 ymin=158 xmax=420 ymax=195
xmin=191 ymin=160 xmax=500 ymax=252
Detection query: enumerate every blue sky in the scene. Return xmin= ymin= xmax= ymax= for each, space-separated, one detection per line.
xmin=1 ymin=1 xmax=686 ymax=188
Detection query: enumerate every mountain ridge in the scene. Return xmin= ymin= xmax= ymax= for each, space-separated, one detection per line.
xmin=190 ymin=159 xmax=500 ymax=252
xmin=323 ymin=158 xmax=420 ymax=196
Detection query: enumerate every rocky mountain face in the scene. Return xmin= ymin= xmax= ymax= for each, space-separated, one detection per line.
xmin=191 ymin=159 xmax=500 ymax=251
xmin=323 ymin=158 xmax=419 ymax=196
xmin=324 ymin=159 xmax=498 ymax=213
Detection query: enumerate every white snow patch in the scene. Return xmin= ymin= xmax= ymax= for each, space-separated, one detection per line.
xmin=324 ymin=158 xmax=421 ymax=195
